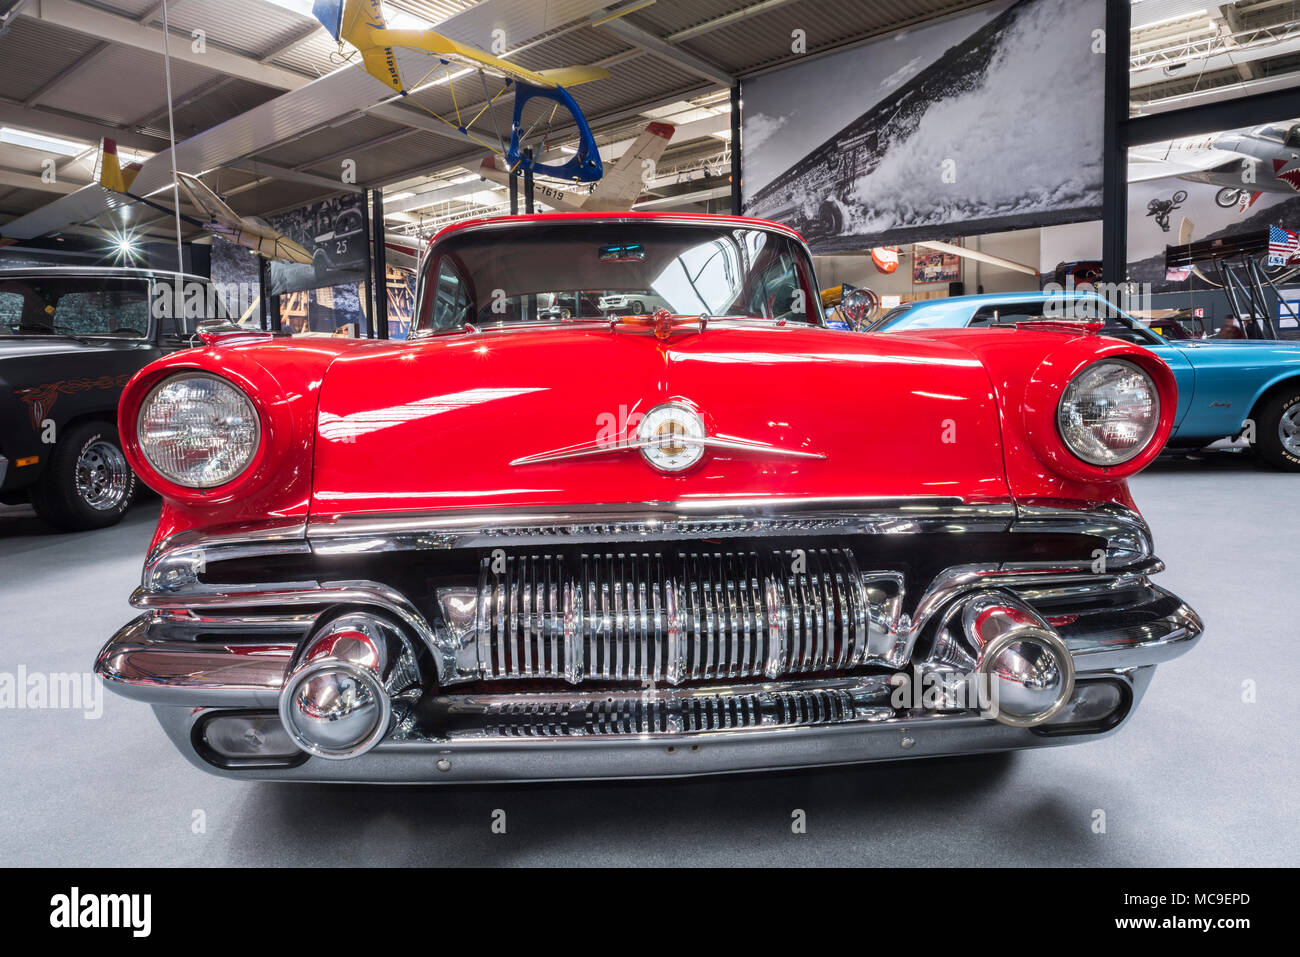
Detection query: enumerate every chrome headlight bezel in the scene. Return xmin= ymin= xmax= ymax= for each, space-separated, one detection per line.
xmin=137 ymin=372 xmax=261 ymax=489
xmin=1056 ymin=358 xmax=1161 ymax=467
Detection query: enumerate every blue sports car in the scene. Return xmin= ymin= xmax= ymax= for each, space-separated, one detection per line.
xmin=867 ymin=291 xmax=1300 ymax=470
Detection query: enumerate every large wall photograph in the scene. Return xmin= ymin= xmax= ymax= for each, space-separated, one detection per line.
xmin=743 ymin=0 xmax=1105 ymax=252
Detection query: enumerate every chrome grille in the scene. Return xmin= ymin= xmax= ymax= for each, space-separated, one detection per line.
xmin=473 ymin=548 xmax=897 ymax=685
xmin=455 ymin=683 xmax=883 ymax=738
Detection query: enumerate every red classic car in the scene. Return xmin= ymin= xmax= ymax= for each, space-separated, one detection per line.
xmin=95 ymin=212 xmax=1202 ymax=783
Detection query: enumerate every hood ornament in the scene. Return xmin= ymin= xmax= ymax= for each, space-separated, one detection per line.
xmin=510 ymin=401 xmax=826 ymax=470
xmin=610 ymin=309 xmax=708 ymax=340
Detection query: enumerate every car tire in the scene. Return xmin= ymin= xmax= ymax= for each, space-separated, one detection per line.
xmin=1253 ymin=390 xmax=1300 ymax=471
xmin=630 ymin=300 xmax=645 ymax=314
xmin=29 ymin=421 xmax=137 ymax=531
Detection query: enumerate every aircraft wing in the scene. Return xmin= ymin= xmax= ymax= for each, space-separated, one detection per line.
xmin=325 ymin=1 xmax=608 ymax=92
xmin=374 ymin=28 xmax=608 ymax=90
xmin=585 ymin=122 xmax=675 ymax=211
xmin=0 ymin=183 xmax=133 ymax=240
xmin=477 ymin=156 xmax=588 ymax=211
xmin=175 ymin=172 xmax=243 ymax=225
xmin=1128 ymin=143 xmax=1238 ymax=183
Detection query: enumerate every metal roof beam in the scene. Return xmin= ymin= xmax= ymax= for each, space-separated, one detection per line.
xmin=0 ymin=98 xmax=169 ymax=152
xmin=20 ymin=0 xmax=310 ymax=91
xmin=664 ymin=0 xmax=798 ymax=42
xmin=591 ymin=13 xmax=733 ymax=86
xmin=0 ymin=166 xmax=82 ymax=194
xmin=23 ymin=40 xmax=110 ymax=107
xmin=228 ymin=158 xmax=360 ymax=194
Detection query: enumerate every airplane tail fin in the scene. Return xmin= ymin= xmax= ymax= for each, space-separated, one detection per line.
xmin=98 ymin=139 xmax=141 ymax=194
xmin=585 ymin=121 xmax=674 ymax=210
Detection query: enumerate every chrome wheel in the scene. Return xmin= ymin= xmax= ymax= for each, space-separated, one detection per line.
xmin=75 ymin=439 xmax=131 ymax=511
xmin=1279 ymin=406 xmax=1300 ymax=457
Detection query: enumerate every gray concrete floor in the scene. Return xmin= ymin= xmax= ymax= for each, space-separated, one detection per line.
xmin=1 ymin=450 xmax=1296 ymax=866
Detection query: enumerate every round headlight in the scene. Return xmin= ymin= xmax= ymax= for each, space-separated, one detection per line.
xmin=138 ymin=373 xmax=260 ymax=488
xmin=1057 ymin=359 xmax=1160 ymax=466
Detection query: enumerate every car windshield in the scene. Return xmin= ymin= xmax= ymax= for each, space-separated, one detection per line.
xmin=869 ymin=297 xmax=1163 ymax=345
xmin=0 ymin=275 xmax=153 ymax=338
xmin=864 ymin=304 xmax=915 ymax=331
xmin=415 ymin=221 xmax=821 ymax=333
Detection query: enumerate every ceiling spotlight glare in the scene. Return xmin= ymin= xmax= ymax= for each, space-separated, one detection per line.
xmin=106 ymin=228 xmax=141 ymax=264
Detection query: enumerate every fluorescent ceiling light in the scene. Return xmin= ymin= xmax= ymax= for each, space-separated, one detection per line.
xmin=385 ymin=9 xmax=436 ymax=31
xmin=0 ymin=127 xmax=87 ymax=157
xmin=258 ymin=0 xmax=317 ymax=16
xmin=258 ymin=0 xmax=316 ymax=17
xmin=1130 ymin=1 xmax=1209 ymax=30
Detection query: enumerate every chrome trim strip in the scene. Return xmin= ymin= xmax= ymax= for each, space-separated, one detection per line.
xmin=305 ymin=499 xmax=1009 ymax=549
xmin=146 ymin=520 xmax=307 ymax=559
xmin=510 ymin=434 xmax=826 ymax=467
xmin=136 ymin=501 xmax=1150 ymax=559
xmin=129 ymin=580 xmax=450 ymax=675
xmin=1011 ymin=503 xmax=1155 ymax=565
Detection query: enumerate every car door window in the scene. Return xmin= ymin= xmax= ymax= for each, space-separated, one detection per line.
xmin=52 ymin=279 xmax=150 ymax=336
xmin=430 ymin=258 xmax=473 ymax=330
xmin=969 ymin=303 xmax=1047 ymax=327
xmin=0 ymin=291 xmax=24 ymax=326
xmin=748 ymin=248 xmax=803 ymax=320
xmin=152 ymin=279 xmax=234 ymax=338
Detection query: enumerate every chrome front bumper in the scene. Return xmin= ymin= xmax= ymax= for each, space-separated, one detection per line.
xmin=95 ymin=500 xmax=1204 ymax=783
xmin=149 ymin=667 xmax=1157 ymax=784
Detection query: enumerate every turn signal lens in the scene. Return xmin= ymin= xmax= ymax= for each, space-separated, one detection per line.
xmin=1057 ymin=359 xmax=1159 ymax=466
xmin=137 ymin=373 xmax=260 ymax=488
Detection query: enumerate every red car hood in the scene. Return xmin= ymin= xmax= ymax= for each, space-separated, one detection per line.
xmin=309 ymin=322 xmax=1010 ymax=519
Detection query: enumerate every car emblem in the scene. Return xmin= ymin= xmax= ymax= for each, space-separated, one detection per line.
xmin=637 ymin=403 xmax=706 ymax=472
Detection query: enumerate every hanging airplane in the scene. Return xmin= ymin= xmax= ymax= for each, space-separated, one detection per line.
xmin=53 ymin=138 xmax=317 ymax=266
xmin=1129 ymin=120 xmax=1300 ymax=213
xmin=383 ymin=234 xmax=422 ymax=272
xmin=476 ymin=121 xmax=675 ymax=210
xmin=174 ymin=173 xmax=315 ymax=266
xmin=314 ymin=0 xmax=608 ymax=182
